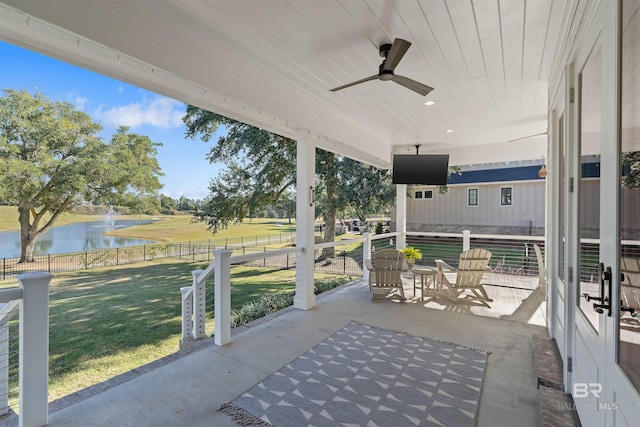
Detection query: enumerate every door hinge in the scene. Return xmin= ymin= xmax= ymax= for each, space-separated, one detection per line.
xmin=569 ymin=177 xmax=574 ymax=193
xmin=569 ymin=267 xmax=573 ymax=282
xmin=570 ymin=87 xmax=575 ymax=104
xmin=568 ymin=356 xmax=573 ymax=372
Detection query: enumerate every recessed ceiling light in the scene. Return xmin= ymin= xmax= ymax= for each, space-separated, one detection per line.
xmin=424 ymin=100 xmax=435 ymax=106
xmin=446 ymin=129 xmax=454 ymax=133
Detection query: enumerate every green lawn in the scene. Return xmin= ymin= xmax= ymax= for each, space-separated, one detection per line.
xmin=0 ymin=205 xmax=296 ymax=242
xmin=2 ymin=257 xmax=347 ymax=403
xmin=0 ymin=206 xmax=342 ymax=403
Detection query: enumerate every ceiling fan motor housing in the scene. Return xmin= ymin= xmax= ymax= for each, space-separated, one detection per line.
xmin=379 ymin=43 xmax=392 ymax=57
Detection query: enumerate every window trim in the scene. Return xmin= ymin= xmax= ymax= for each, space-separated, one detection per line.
xmin=467 ymin=187 xmax=479 ymax=207
xmin=424 ymin=190 xmax=434 ymax=199
xmin=500 ymin=186 xmax=513 ymax=207
xmin=414 ymin=191 xmax=423 ymax=199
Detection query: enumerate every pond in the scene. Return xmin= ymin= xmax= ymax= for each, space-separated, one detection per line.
xmin=0 ymin=219 xmax=157 ymax=259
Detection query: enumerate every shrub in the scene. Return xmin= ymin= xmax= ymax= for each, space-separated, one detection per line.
xmin=229 ymin=277 xmax=351 ymax=328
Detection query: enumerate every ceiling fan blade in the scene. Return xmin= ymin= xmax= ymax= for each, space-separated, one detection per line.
xmin=329 ymin=75 xmax=379 ymax=92
xmin=392 ymin=75 xmax=434 ymax=96
xmin=382 ymin=38 xmax=411 ymax=72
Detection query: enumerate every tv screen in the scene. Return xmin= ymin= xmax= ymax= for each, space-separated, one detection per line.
xmin=392 ymin=154 xmax=449 ymax=185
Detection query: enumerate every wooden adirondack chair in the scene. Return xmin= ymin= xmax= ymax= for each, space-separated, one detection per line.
xmin=436 ymin=248 xmax=493 ymax=303
xmin=364 ymin=249 xmax=406 ymax=300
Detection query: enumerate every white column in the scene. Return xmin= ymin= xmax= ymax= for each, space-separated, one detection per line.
xmin=395 ymin=184 xmax=407 ymax=249
xmin=295 ymin=130 xmax=316 ymax=310
xmin=362 ymin=232 xmax=372 ymax=281
xmin=191 ymin=270 xmax=206 ymax=339
xmin=214 ymin=250 xmax=232 ymax=346
xmin=18 ymin=271 xmax=52 ymax=427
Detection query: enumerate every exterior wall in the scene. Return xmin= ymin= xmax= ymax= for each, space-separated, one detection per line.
xmin=402 ymin=180 xmax=545 ymax=235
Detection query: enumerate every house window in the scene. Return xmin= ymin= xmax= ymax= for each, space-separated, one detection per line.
xmin=468 ymin=188 xmax=479 ymax=206
xmin=500 ymin=187 xmax=512 ymax=206
xmin=424 ymin=190 xmax=433 ymax=199
xmin=414 ymin=191 xmax=423 ymax=199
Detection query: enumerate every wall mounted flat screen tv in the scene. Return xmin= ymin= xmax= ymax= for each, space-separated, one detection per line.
xmin=392 ymin=154 xmax=449 ymax=185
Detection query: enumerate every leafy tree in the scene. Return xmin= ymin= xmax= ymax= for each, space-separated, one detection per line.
xmin=623 ymin=151 xmax=640 ymax=189
xmin=275 ymin=190 xmax=296 ymax=223
xmin=159 ymin=194 xmax=178 ymax=214
xmin=183 ymin=106 xmax=296 ymax=233
xmin=183 ymin=106 xmax=395 ymax=258
xmin=0 ymin=90 xmax=163 ymax=262
xmin=337 ymin=157 xmax=394 ymax=224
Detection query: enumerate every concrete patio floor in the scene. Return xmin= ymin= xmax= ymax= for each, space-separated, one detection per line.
xmin=40 ymin=276 xmax=548 ymax=427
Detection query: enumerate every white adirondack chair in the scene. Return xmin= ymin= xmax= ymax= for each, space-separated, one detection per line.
xmin=365 ymin=249 xmax=406 ymax=300
xmin=436 ymin=248 xmax=493 ymax=303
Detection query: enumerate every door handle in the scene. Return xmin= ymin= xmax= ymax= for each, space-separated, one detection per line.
xmin=592 ymin=264 xmax=612 ymax=316
xmin=620 ymin=304 xmax=636 ymax=317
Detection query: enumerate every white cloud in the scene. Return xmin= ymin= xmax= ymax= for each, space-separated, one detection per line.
xmin=74 ymin=96 xmax=88 ymax=110
xmin=97 ymin=96 xmax=184 ymax=129
xmin=64 ymin=91 xmax=88 ymax=110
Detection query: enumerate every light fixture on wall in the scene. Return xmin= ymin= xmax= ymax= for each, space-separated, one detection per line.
xmin=538 ymin=164 xmax=548 ymax=178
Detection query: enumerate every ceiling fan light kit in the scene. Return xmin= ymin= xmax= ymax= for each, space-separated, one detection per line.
xmin=329 ymin=38 xmax=434 ymax=97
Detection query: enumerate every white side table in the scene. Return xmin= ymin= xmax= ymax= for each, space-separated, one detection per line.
xmin=412 ymin=267 xmax=438 ymax=300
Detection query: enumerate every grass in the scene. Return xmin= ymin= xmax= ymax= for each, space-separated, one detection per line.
xmin=1 ymin=257 xmax=349 ymax=403
xmin=0 ymin=205 xmax=297 ymax=242
xmin=107 ymin=216 xmax=297 ymax=242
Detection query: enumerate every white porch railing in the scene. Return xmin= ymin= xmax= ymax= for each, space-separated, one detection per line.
xmin=179 ymin=230 xmax=554 ymax=347
xmin=0 ymin=299 xmax=19 ymax=416
xmin=0 ymin=272 xmax=52 ymax=427
xmin=180 ymin=247 xmax=302 ymax=347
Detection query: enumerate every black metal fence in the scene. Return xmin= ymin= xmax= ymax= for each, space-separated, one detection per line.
xmin=0 ymin=232 xmax=296 ymax=280
xmin=239 ymin=242 xmax=365 ymax=277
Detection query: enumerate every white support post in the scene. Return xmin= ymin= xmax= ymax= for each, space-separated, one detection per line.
xmin=362 ymin=232 xmax=372 ymax=282
xmin=18 ymin=271 xmax=52 ymax=427
xmin=214 ymin=250 xmax=232 ymax=346
xmin=180 ymin=287 xmax=194 ymax=350
xmin=191 ymin=270 xmax=206 ymax=339
xmin=396 ymin=184 xmax=407 ymax=250
xmin=294 ymin=130 xmax=316 ymax=310
xmin=462 ymin=230 xmax=471 ymax=252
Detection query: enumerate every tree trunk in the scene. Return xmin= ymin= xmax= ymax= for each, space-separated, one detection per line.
xmin=18 ymin=207 xmax=38 ymax=263
xmin=321 ymin=153 xmax=337 ymax=259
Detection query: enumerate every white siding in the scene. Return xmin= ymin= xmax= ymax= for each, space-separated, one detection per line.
xmin=406 ymin=181 xmax=545 ymax=228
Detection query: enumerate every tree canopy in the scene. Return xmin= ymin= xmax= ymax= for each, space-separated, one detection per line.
xmin=183 ymin=106 xmax=395 ymax=246
xmin=183 ymin=106 xmax=296 ymax=232
xmin=0 ymin=89 xmax=163 ymax=261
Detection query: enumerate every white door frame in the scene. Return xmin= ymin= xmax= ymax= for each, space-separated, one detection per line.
xmin=562 ymin=2 xmax=639 ymax=425
xmin=567 ymin=4 xmax=607 ymax=426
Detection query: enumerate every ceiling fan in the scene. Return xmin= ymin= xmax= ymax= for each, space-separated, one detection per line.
xmin=329 ymin=38 xmax=434 ymax=96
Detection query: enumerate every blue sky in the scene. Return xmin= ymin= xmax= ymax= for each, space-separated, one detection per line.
xmin=0 ymin=41 xmax=224 ymax=199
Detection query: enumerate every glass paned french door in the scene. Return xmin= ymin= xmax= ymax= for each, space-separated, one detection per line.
xmin=578 ymin=46 xmax=602 ymax=332
xmin=619 ymin=0 xmax=640 ymax=393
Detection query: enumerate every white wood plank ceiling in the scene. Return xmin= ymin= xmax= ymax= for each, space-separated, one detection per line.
xmin=0 ymin=0 xmax=574 ymax=168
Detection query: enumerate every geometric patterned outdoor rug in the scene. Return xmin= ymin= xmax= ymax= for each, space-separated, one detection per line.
xmin=218 ymin=321 xmax=489 ymax=427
